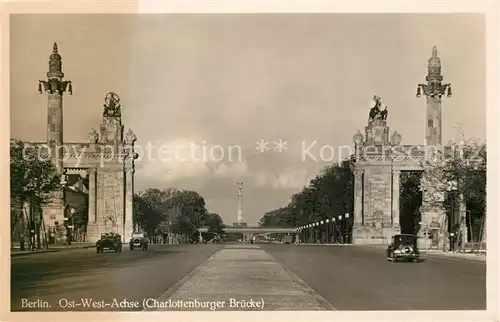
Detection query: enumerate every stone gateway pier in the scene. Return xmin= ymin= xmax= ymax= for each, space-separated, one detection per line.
xmin=32 ymin=43 xmax=138 ymax=243
xmin=351 ymin=46 xmax=456 ymax=249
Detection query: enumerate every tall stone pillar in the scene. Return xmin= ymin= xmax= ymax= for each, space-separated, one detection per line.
xmin=416 ymin=46 xmax=452 ymax=147
xmin=416 ymin=46 xmax=452 ymax=251
xmin=237 ymin=182 xmax=244 ymax=224
xmin=124 ymin=128 xmax=137 ymax=243
xmin=391 ymin=169 xmax=401 ymax=233
xmin=38 ymin=43 xmax=73 ymax=245
xmin=353 ymin=170 xmax=363 ymax=225
xmin=124 ymin=168 xmax=134 ymax=242
xmin=88 ymin=168 xmax=97 ymax=223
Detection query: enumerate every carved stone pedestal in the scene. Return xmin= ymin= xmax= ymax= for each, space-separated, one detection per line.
xmin=352 ymin=224 xmax=392 ymax=245
xmin=418 ymin=205 xmax=447 ymax=251
xmin=86 ymin=223 xmax=99 ymax=243
xmin=42 ymin=199 xmax=67 ymax=245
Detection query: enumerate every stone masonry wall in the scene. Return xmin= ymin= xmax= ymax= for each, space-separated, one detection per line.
xmin=363 ymin=166 xmax=392 ymax=225
xmin=90 ymin=170 xmax=124 ymax=241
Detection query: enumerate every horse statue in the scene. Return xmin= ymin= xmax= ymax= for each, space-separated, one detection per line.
xmin=368 ymin=95 xmax=388 ymax=122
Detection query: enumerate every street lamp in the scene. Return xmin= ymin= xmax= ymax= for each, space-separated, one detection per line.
xmin=449 ymin=232 xmax=456 ymax=252
xmin=337 ymin=215 xmax=343 ymax=243
xmin=68 ymin=207 xmax=76 ymax=244
xmin=345 ymin=213 xmax=350 ymax=244
xmin=446 ymin=180 xmax=458 ymax=236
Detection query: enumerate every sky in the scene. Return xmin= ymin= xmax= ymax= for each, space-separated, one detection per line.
xmin=10 ymin=14 xmax=486 ymax=225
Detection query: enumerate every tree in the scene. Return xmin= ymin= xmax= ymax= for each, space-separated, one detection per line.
xmin=259 ymin=156 xmax=356 ymax=232
xmin=169 ymin=190 xmax=208 ymax=239
xmin=10 ymin=140 xmax=61 ymax=250
xmin=133 ymin=188 xmax=178 ymax=236
xmin=205 ymin=213 xmax=225 ymax=234
xmin=422 ymin=135 xmax=486 ymax=244
xmin=133 ymin=187 xmax=211 ymax=243
xmin=258 ymin=207 xmax=293 ymax=228
xmin=399 ymin=171 xmax=423 ymax=234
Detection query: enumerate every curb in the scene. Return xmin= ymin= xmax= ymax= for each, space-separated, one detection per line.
xmin=11 ymin=245 xmax=95 ymax=257
xmin=422 ymin=253 xmax=486 ymax=263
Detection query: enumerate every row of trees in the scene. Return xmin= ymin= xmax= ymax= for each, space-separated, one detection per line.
xmin=10 ymin=140 xmax=61 ymax=250
xmin=258 ymin=157 xmax=355 ymax=229
xmin=259 ymin=137 xmax=486 ymax=244
xmin=133 ymin=188 xmax=225 ymax=242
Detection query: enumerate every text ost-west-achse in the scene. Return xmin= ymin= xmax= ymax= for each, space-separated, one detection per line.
xmin=22 ymin=297 xmax=265 ymax=310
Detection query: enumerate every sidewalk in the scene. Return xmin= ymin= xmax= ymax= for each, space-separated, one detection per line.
xmin=357 ymin=244 xmax=486 ymax=262
xmin=297 ymin=243 xmax=487 ymax=262
xmin=420 ymin=250 xmax=486 ymax=262
xmin=10 ymin=242 xmax=95 ymax=257
xmin=150 ymin=244 xmax=334 ymax=311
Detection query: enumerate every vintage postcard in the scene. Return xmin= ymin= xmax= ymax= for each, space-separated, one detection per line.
xmin=1 ymin=2 xmax=498 ymax=322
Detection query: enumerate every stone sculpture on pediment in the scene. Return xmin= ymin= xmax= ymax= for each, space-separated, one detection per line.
xmin=368 ymin=95 xmax=388 ymax=123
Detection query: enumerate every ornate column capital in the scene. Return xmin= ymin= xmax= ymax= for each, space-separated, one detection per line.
xmin=353 ymin=169 xmax=364 ymax=176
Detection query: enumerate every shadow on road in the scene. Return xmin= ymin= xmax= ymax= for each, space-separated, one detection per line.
xmin=12 ymin=246 xmax=186 ymax=294
xmin=11 ymin=244 xmax=224 ymax=312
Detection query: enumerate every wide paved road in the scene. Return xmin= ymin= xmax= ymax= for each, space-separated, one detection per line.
xmin=11 ymin=244 xmax=223 ymax=311
xmin=11 ymin=243 xmax=485 ymax=311
xmin=260 ymin=244 xmax=486 ymax=310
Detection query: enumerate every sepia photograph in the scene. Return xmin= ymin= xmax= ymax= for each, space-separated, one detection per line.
xmin=2 ymin=4 xmax=497 ymax=320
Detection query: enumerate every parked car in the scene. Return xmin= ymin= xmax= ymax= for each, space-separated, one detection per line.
xmin=96 ymin=232 xmax=123 ymax=253
xmin=386 ymin=234 xmax=421 ymax=262
xmin=129 ymin=233 xmax=148 ymax=251
xmin=282 ymin=235 xmax=293 ymax=244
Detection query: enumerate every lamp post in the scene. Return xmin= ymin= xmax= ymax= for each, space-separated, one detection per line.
xmin=338 ymin=215 xmax=343 ymax=243
xmin=331 ymin=218 xmax=336 ymax=243
xmin=68 ymin=207 xmax=76 ymax=245
xmin=345 ymin=213 xmax=350 ymax=244
xmin=449 ymin=232 xmax=456 ymax=252
xmin=320 ymin=220 xmax=324 ymax=244
xmin=325 ymin=219 xmax=330 ymax=243
xmin=446 ymin=180 xmax=458 ymax=251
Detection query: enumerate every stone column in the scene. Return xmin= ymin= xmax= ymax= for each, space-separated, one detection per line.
xmin=88 ymin=168 xmax=97 ymax=223
xmin=392 ymin=169 xmax=401 ymax=232
xmin=124 ymin=168 xmax=134 ymax=242
xmin=353 ymin=170 xmax=363 ymax=225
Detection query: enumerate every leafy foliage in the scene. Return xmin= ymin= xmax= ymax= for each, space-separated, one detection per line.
xmin=205 ymin=213 xmax=225 ymax=234
xmin=399 ymin=171 xmax=422 ymax=234
xmin=259 ymin=157 xmax=355 ymax=228
xmin=133 ymin=187 xmax=223 ymax=238
xmin=420 ymin=135 xmax=486 ymax=240
xmin=10 ymin=140 xmax=61 ymax=205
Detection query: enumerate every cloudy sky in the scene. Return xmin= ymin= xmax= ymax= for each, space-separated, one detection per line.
xmin=10 ymin=14 xmax=485 ymax=225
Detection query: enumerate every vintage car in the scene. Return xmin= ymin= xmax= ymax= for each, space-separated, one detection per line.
xmin=96 ymin=232 xmax=123 ymax=253
xmin=129 ymin=233 xmax=148 ymax=251
xmin=386 ymin=234 xmax=421 ymax=262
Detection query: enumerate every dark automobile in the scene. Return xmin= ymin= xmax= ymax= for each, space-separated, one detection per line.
xmin=96 ymin=232 xmax=123 ymax=253
xmin=129 ymin=233 xmax=148 ymax=251
xmin=386 ymin=234 xmax=421 ymax=262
